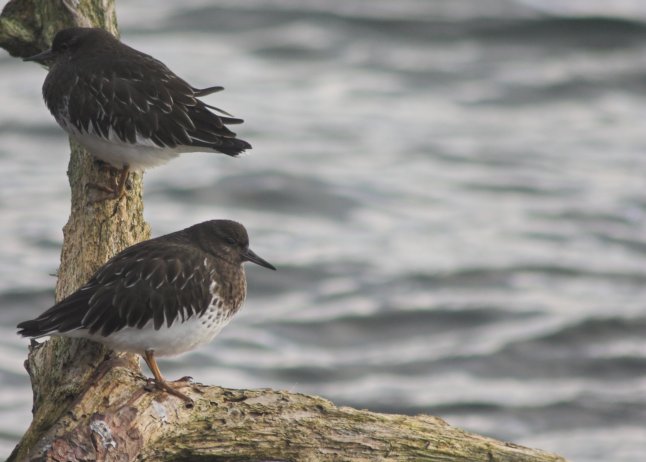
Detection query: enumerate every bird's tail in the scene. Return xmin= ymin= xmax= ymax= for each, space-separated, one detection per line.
xmin=186 ymin=104 xmax=253 ymax=156
xmin=193 ymin=85 xmax=224 ymax=97
xmin=213 ymin=138 xmax=252 ymax=156
xmin=17 ymin=294 xmax=87 ymax=338
xmin=17 ymin=318 xmax=51 ymax=338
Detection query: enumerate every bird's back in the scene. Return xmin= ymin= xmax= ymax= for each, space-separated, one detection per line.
xmin=42 ymin=29 xmax=251 ymax=169
xmin=17 ymin=234 xmax=246 ymax=340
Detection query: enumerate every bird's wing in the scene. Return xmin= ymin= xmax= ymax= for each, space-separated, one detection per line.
xmin=66 ymin=53 xmax=250 ymax=155
xmin=17 ymin=243 xmax=214 ymax=338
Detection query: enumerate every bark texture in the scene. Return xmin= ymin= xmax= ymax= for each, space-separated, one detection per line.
xmin=14 ymin=358 xmax=569 ymax=462
xmin=2 ymin=1 xmax=569 ymax=461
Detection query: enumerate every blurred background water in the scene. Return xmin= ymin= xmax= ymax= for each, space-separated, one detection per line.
xmin=1 ymin=0 xmax=646 ymax=460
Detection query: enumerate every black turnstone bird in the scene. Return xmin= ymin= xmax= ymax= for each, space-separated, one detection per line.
xmin=24 ymin=27 xmax=251 ymax=201
xmin=17 ymin=220 xmax=275 ymax=404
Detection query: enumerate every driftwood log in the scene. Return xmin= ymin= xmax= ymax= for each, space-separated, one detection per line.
xmin=1 ymin=1 xmax=568 ymax=461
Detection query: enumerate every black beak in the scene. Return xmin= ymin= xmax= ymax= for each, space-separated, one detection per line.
xmin=23 ymin=48 xmax=56 ymax=65
xmin=242 ymin=248 xmax=276 ymax=270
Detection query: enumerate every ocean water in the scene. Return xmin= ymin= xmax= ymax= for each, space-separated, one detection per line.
xmin=1 ymin=1 xmax=646 ymax=460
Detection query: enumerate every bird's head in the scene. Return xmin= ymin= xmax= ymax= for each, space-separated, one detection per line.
xmin=23 ymin=28 xmax=115 ymax=67
xmin=193 ymin=220 xmax=276 ymax=271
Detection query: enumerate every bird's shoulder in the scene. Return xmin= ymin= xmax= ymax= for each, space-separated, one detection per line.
xmin=74 ymin=239 xmax=219 ymax=335
xmin=76 ymin=47 xmax=197 ymax=105
xmin=63 ymin=51 xmax=206 ymax=144
xmin=92 ymin=238 xmax=213 ymax=288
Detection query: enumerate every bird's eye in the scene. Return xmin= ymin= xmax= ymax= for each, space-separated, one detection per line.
xmin=225 ymin=237 xmax=236 ymax=245
xmin=60 ymin=42 xmax=69 ymax=51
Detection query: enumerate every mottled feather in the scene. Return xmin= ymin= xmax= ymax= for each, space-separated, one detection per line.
xmin=37 ymin=28 xmax=251 ymax=168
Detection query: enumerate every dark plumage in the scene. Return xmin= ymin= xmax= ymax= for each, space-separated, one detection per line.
xmin=24 ymin=27 xmax=252 ymax=200
xmin=17 ymin=220 xmax=275 ymax=404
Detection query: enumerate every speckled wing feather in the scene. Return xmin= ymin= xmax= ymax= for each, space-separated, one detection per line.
xmin=46 ymin=48 xmax=251 ymax=155
xmin=17 ymin=241 xmax=214 ymax=338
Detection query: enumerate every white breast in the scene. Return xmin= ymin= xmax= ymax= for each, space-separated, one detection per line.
xmin=57 ymin=117 xmax=197 ymax=171
xmin=103 ymin=308 xmax=231 ymax=356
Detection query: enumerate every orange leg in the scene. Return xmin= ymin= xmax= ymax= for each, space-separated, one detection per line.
xmin=143 ymin=349 xmax=194 ymax=406
xmin=113 ymin=166 xmax=130 ymax=200
xmin=87 ymin=165 xmax=130 ymax=203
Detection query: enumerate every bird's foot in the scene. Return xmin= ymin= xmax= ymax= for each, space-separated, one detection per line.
xmin=86 ymin=166 xmax=131 ymax=204
xmin=172 ymin=375 xmax=205 ymax=395
xmin=144 ymin=377 xmax=195 ymax=408
xmin=86 ymin=182 xmax=121 ymax=201
xmin=171 ymin=375 xmax=193 ymax=385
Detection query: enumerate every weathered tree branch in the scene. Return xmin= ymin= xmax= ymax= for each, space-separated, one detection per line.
xmin=2 ymin=1 xmax=569 ymax=461
xmin=17 ymin=356 xmax=568 ymax=462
